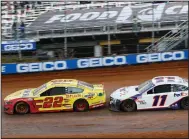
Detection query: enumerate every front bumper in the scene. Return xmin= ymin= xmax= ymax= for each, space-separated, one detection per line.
xmin=109 ymin=97 xmax=122 ymax=112
xmin=4 ymin=101 xmax=14 ymax=114
xmin=4 ymin=105 xmax=14 ymax=114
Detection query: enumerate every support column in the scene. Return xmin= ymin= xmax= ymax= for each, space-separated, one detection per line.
xmin=185 ymin=38 xmax=188 ymax=48
xmin=94 ymin=45 xmax=103 ymax=57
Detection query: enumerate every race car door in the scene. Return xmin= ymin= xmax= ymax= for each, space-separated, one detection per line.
xmin=138 ymin=84 xmax=172 ymax=110
xmin=34 ymin=87 xmax=66 ymax=112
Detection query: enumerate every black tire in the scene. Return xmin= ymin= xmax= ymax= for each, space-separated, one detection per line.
xmin=14 ymin=102 xmax=29 ymax=114
xmin=180 ymin=97 xmax=189 ymax=110
xmin=121 ymin=99 xmax=137 ymax=112
xmin=73 ymin=99 xmax=89 ymax=112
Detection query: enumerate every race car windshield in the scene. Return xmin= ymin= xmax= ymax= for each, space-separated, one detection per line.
xmin=33 ymin=83 xmax=47 ymax=96
xmin=78 ymin=81 xmax=93 ymax=89
xmin=138 ymin=80 xmax=153 ymax=92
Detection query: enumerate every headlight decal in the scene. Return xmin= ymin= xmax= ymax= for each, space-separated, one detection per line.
xmin=5 ymin=101 xmax=12 ymax=105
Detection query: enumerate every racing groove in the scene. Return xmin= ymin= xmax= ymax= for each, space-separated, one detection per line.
xmin=2 ymin=61 xmax=188 ymax=138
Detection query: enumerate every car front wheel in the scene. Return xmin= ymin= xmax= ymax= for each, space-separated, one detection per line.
xmin=14 ymin=102 xmax=29 ymax=114
xmin=180 ymin=97 xmax=189 ymax=110
xmin=121 ymin=99 xmax=137 ymax=112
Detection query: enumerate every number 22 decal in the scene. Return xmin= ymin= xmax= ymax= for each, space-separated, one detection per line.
xmin=152 ymin=95 xmax=167 ymax=106
xmin=43 ymin=97 xmax=63 ymax=108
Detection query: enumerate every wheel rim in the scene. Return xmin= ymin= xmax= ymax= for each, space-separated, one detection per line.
xmin=16 ymin=104 xmax=28 ymax=113
xmin=77 ymin=102 xmax=86 ymax=111
xmin=124 ymin=101 xmax=134 ymax=111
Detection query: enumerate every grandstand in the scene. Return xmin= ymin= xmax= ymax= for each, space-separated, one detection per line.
xmin=1 ymin=1 xmax=188 ymax=63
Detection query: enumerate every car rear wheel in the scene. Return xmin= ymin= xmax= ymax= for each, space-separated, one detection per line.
xmin=15 ymin=102 xmax=29 ymax=114
xmin=73 ymin=100 xmax=89 ymax=112
xmin=121 ymin=99 xmax=136 ymax=112
xmin=180 ymin=97 xmax=189 ymax=110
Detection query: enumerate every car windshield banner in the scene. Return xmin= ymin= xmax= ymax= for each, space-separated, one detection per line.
xmin=27 ymin=2 xmax=188 ymax=31
xmin=1 ymin=40 xmax=36 ymax=52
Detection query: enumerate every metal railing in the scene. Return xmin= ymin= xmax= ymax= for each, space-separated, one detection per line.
xmin=2 ymin=19 xmax=187 ymax=41
xmin=145 ymin=20 xmax=188 ymax=52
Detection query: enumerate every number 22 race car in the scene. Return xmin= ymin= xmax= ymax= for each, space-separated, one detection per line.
xmin=4 ymin=79 xmax=106 ymax=114
xmin=109 ymin=76 xmax=188 ymax=112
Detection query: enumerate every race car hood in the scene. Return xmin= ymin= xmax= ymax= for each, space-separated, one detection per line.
xmin=110 ymin=85 xmax=139 ymax=100
xmin=4 ymin=88 xmax=36 ymax=101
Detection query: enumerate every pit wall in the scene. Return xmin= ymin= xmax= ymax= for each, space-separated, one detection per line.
xmin=1 ymin=49 xmax=188 ymax=75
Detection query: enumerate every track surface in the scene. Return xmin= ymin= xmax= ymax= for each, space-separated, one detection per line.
xmin=2 ymin=61 xmax=188 ymax=138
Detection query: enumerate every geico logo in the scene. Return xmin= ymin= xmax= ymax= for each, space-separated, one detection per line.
xmin=16 ymin=61 xmax=67 ymax=73
xmin=45 ymin=4 xmax=187 ymax=23
xmin=4 ymin=43 xmax=33 ymax=51
xmin=1 ymin=66 xmax=6 ymax=73
xmin=136 ymin=51 xmax=185 ymax=63
xmin=77 ymin=56 xmax=126 ymax=68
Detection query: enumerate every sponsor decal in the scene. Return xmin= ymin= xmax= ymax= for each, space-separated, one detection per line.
xmin=155 ymin=77 xmax=164 ymax=80
xmin=91 ymin=103 xmax=104 ymax=108
xmin=167 ymin=79 xmax=175 ymax=82
xmin=156 ymin=79 xmax=164 ymax=83
xmin=1 ymin=66 xmax=6 ymax=73
xmin=1 ymin=40 xmax=36 ymax=52
xmin=16 ymin=61 xmax=67 ymax=73
xmin=174 ymin=93 xmax=180 ymax=97
xmin=1 ymin=50 xmax=188 ymax=75
xmin=62 ymin=104 xmax=71 ymax=107
xmin=66 ymin=94 xmax=82 ymax=98
xmin=27 ymin=98 xmax=33 ymax=101
xmin=120 ymin=92 xmax=126 ymax=97
xmin=84 ymin=93 xmax=95 ymax=99
xmin=119 ymin=87 xmax=129 ymax=97
xmin=22 ymin=89 xmax=31 ymax=97
xmin=78 ymin=81 xmax=93 ymax=89
xmin=51 ymin=79 xmax=73 ymax=84
xmin=181 ymin=92 xmax=188 ymax=96
xmin=2 ymin=43 xmax=35 ymax=51
xmin=136 ymin=51 xmax=185 ymax=63
xmin=77 ymin=56 xmax=126 ymax=68
xmin=174 ymin=92 xmax=187 ymax=97
xmin=136 ymin=99 xmax=146 ymax=104
xmin=43 ymin=3 xmax=187 ymax=24
xmin=64 ymin=99 xmax=70 ymax=103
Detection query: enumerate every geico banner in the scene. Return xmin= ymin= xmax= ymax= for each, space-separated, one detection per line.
xmin=136 ymin=51 xmax=186 ymax=63
xmin=1 ymin=40 xmax=36 ymax=52
xmin=1 ymin=50 xmax=188 ymax=75
xmin=27 ymin=2 xmax=188 ymax=31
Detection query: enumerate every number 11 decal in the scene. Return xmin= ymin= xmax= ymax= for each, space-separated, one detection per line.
xmin=152 ymin=95 xmax=167 ymax=107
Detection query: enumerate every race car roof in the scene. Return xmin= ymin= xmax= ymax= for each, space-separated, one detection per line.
xmin=152 ymin=76 xmax=188 ymax=86
xmin=49 ymin=79 xmax=78 ymax=86
xmin=48 ymin=79 xmax=94 ymax=89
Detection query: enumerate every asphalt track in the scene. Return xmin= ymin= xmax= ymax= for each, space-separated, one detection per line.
xmin=2 ymin=61 xmax=188 ymax=138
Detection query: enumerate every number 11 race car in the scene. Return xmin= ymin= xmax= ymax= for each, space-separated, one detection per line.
xmin=109 ymin=76 xmax=188 ymax=112
xmin=4 ymin=79 xmax=106 ymax=114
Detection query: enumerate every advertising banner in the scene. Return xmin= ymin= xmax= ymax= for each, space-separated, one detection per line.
xmin=1 ymin=40 xmax=36 ymax=52
xmin=27 ymin=2 xmax=188 ymax=31
xmin=2 ymin=50 xmax=188 ymax=75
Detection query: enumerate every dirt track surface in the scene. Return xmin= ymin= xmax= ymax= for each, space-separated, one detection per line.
xmin=2 ymin=61 xmax=188 ymax=138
